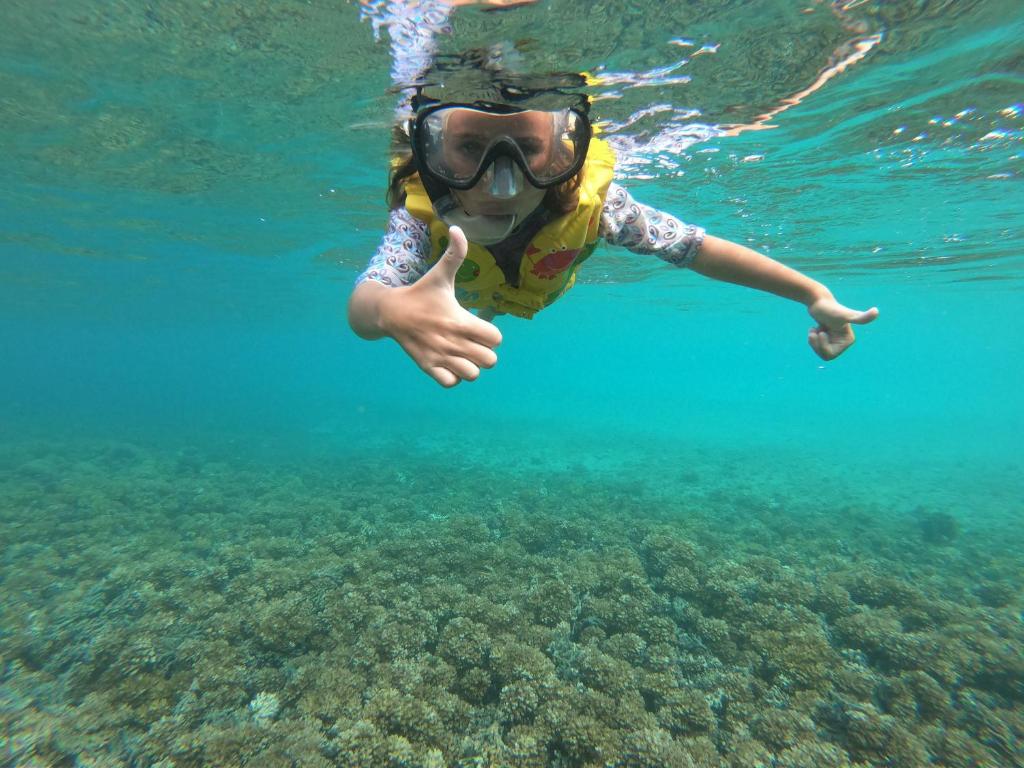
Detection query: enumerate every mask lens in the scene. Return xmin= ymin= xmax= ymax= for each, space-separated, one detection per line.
xmin=417 ymin=106 xmax=589 ymax=189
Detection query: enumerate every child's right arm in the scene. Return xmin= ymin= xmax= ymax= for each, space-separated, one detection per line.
xmin=348 ymin=226 xmax=502 ymax=388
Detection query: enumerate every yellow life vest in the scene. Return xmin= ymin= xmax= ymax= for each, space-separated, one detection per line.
xmin=404 ymin=138 xmax=616 ymax=319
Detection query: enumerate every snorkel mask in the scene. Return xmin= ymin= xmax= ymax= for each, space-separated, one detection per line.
xmin=409 ymin=86 xmax=592 ymax=245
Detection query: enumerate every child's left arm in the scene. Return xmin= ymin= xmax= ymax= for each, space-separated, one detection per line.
xmin=691 ymin=235 xmax=878 ymax=361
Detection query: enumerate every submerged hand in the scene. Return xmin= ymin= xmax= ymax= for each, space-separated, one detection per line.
xmin=379 ymin=226 xmax=502 ymax=387
xmin=807 ymin=297 xmax=879 ymax=361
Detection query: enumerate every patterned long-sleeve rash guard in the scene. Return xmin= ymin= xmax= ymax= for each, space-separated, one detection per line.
xmin=355 ymin=182 xmax=706 ymax=289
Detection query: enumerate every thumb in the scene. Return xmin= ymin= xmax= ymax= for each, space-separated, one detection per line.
xmin=429 ymin=225 xmax=468 ymax=287
xmin=847 ymin=306 xmax=880 ymax=325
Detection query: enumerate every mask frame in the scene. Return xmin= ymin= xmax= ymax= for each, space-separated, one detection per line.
xmin=409 ymin=96 xmax=592 ymax=192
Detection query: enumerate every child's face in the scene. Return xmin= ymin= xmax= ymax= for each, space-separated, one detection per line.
xmin=452 ymin=177 xmax=546 ymax=220
xmin=444 ymin=110 xmax=554 ymax=219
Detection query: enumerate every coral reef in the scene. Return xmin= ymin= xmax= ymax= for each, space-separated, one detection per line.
xmin=0 ymin=439 xmax=1021 ymax=767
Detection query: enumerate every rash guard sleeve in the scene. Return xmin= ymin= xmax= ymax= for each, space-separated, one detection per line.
xmin=355 ymin=207 xmax=432 ymax=287
xmin=599 ymin=182 xmax=705 ymax=268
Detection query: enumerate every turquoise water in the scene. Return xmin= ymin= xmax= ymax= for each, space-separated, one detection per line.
xmin=2 ymin=0 xmax=1022 ymax=462
xmin=2 ymin=1 xmax=1022 ymax=766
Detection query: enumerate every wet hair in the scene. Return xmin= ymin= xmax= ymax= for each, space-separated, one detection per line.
xmin=386 ymin=124 xmax=582 ymax=215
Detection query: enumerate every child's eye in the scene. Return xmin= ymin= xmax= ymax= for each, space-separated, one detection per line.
xmin=457 ymin=140 xmax=485 ymax=155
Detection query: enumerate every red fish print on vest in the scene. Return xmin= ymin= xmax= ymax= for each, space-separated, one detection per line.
xmin=528 ymin=245 xmax=582 ymax=279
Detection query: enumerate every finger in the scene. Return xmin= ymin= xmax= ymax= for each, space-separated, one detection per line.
xmin=430 ymin=226 xmax=468 ymax=287
xmin=457 ymin=340 xmax=499 ymax=369
xmin=427 ymin=365 xmax=461 ymax=388
xmin=808 ymin=327 xmax=838 ymax=361
xmin=438 ymin=335 xmax=497 ymax=368
xmin=823 ymin=328 xmax=852 ymax=359
xmin=819 ymin=332 xmax=841 ymax=359
xmin=808 ymin=328 xmax=829 ymax=360
xmin=848 ymin=306 xmax=879 ymax=325
xmin=443 ymin=355 xmax=482 ymax=382
xmin=460 ymin=314 xmax=503 ymax=349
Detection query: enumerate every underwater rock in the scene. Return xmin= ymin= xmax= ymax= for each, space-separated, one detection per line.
xmin=248 ymin=691 xmax=280 ymax=726
xmin=918 ymin=510 xmax=959 ymax=545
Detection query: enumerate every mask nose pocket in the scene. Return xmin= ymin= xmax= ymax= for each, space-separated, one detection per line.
xmin=483 ymin=156 xmax=523 ymax=199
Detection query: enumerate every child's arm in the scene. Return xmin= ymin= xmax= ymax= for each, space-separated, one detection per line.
xmin=691 ymin=235 xmax=829 ymax=304
xmin=349 ymin=226 xmax=502 ymax=387
xmin=691 ymin=235 xmax=878 ymax=360
xmin=600 ymin=184 xmax=877 ymax=361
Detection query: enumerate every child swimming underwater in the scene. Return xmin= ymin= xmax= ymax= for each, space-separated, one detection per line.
xmin=348 ymin=81 xmax=879 ymax=388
